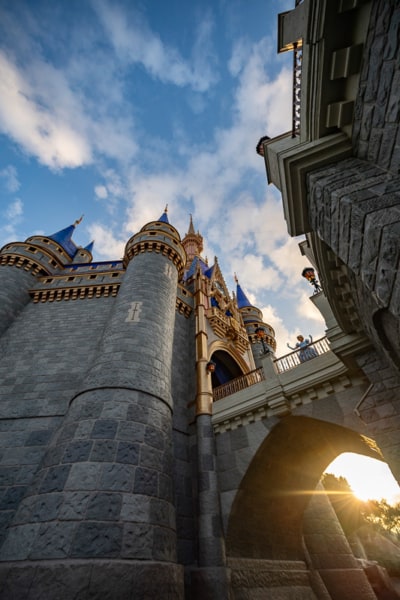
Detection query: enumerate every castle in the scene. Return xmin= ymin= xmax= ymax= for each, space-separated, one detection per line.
xmin=0 ymin=0 xmax=399 ymax=598
xmin=0 ymin=208 xmax=279 ymax=599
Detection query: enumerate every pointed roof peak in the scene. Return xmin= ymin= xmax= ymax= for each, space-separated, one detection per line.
xmin=48 ymin=224 xmax=77 ymax=257
xmin=235 ymin=276 xmax=255 ymax=309
xmin=84 ymin=240 xmax=94 ymax=254
xmin=188 ymin=214 xmax=195 ymax=234
xmin=158 ymin=205 xmax=169 ymax=223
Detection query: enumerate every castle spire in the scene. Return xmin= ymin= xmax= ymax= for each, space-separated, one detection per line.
xmin=48 ymin=224 xmax=77 ymax=258
xmin=182 ymin=214 xmax=203 ymax=268
xmin=235 ymin=274 xmax=254 ymax=309
xmin=188 ymin=214 xmax=195 ymax=235
xmin=158 ymin=205 xmax=169 ymax=223
xmin=235 ymin=275 xmax=277 ymax=354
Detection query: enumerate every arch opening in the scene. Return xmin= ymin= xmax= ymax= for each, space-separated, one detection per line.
xmin=210 ymin=350 xmax=244 ymax=388
xmin=226 ymin=415 xmax=384 ymax=562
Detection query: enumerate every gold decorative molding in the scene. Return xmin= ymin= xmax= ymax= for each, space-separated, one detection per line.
xmin=176 ymin=298 xmax=192 ymax=318
xmin=124 ymin=239 xmax=185 ymax=279
xmin=206 ymin=307 xmax=249 ymax=353
xmin=29 ymin=282 xmax=192 ymax=318
xmin=30 ymin=284 xmax=120 ymax=303
xmin=0 ymin=254 xmax=49 ymax=276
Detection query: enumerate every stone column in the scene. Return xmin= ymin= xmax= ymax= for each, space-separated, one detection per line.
xmin=191 ymin=270 xmax=231 ymax=599
xmin=0 ymin=220 xmax=186 ymax=599
xmin=303 ymin=484 xmax=377 ymax=600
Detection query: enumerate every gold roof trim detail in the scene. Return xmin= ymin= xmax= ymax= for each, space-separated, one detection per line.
xmin=206 ymin=307 xmax=249 ymax=353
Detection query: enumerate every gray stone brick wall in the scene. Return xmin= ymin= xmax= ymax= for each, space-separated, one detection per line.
xmin=353 ymin=0 xmax=400 ymax=174
xmin=0 ymin=389 xmax=175 ymax=563
xmin=305 ymin=0 xmax=400 ymax=485
xmin=0 ymin=266 xmax=35 ymax=337
xmin=0 ymin=293 xmax=115 ymax=548
xmin=0 ymin=296 xmax=115 ymax=417
xmin=171 ymin=312 xmax=196 ymax=566
xmin=0 ymin=239 xmax=186 ymax=597
xmin=215 ymin=418 xmax=278 ymax=533
xmin=307 ymin=157 xmax=400 ymax=320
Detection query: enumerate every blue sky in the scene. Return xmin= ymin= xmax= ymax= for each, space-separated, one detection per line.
xmin=0 ymin=0 xmax=326 ymax=354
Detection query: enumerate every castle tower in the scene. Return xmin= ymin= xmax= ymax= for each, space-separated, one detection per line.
xmin=235 ymin=275 xmax=277 ymax=359
xmin=0 ymin=219 xmax=91 ymax=337
xmin=0 ymin=210 xmax=187 ymax=598
xmin=182 ymin=214 xmax=204 ymax=269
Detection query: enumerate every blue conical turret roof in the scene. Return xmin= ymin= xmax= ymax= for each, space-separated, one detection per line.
xmin=48 ymin=216 xmax=85 ymax=258
xmin=235 ymin=275 xmax=254 ymax=309
xmin=158 ymin=205 xmax=169 ymax=223
xmin=48 ymin=224 xmax=77 ymax=258
xmin=84 ymin=240 xmax=94 ymax=254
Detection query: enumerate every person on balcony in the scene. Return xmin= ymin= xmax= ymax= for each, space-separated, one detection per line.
xmin=287 ymin=334 xmax=317 ymax=363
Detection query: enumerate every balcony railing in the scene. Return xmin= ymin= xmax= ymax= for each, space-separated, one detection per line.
xmin=274 ymin=336 xmax=330 ymax=374
xmin=212 ymin=337 xmax=330 ymax=402
xmin=292 ymin=41 xmax=302 ymax=137
xmin=213 ymin=368 xmax=265 ymax=402
xmin=291 ymin=0 xmax=304 ymax=136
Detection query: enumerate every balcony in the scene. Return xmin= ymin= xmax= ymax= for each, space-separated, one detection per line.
xmin=213 ymin=368 xmax=265 ymax=401
xmin=274 ymin=336 xmax=330 ymax=373
xmin=212 ymin=337 xmax=330 ymax=402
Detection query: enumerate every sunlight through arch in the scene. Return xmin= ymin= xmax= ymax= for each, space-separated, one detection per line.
xmin=325 ymin=453 xmax=400 ymax=505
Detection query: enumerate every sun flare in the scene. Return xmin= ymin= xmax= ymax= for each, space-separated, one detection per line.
xmin=325 ymin=453 xmax=400 ymax=505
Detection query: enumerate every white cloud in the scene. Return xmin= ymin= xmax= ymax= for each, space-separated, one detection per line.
xmin=228 ymin=253 xmax=281 ymax=293
xmin=269 ymin=236 xmax=310 ymax=282
xmin=259 ymin=303 xmax=293 ymax=355
xmin=0 ymin=198 xmax=24 ymax=247
xmin=0 ymin=165 xmax=20 ymax=192
xmin=296 ymin=290 xmax=326 ymax=324
xmin=0 ymin=52 xmax=92 ymax=170
xmin=95 ymin=185 xmax=108 ymax=200
xmin=86 ymin=223 xmax=126 ymax=260
xmin=228 ymin=38 xmax=252 ymax=77
xmin=5 ymin=198 xmax=23 ymax=220
xmin=93 ymin=1 xmax=218 ymax=92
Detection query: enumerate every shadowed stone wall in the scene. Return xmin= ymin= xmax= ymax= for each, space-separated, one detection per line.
xmin=305 ymin=0 xmax=400 ymax=485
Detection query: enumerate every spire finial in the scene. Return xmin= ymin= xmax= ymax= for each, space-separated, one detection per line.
xmin=188 ymin=214 xmax=195 ymax=234
xmin=164 ymin=204 xmax=168 ymax=213
xmin=74 ymin=215 xmax=84 ymax=227
xmin=234 ymin=272 xmax=238 ymax=283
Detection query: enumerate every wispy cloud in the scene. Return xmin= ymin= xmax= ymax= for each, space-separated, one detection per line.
xmin=0 ymin=198 xmax=24 ymax=247
xmin=91 ymin=32 xmax=293 ymax=256
xmin=93 ymin=1 xmax=219 ymax=92
xmin=0 ymin=0 xmax=325 ymax=354
xmin=5 ymin=198 xmax=23 ymax=220
xmin=0 ymin=165 xmax=20 ymax=192
xmin=0 ymin=52 xmax=92 ymax=170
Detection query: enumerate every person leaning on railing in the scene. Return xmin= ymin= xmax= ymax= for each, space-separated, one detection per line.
xmin=287 ymin=334 xmax=317 ymax=363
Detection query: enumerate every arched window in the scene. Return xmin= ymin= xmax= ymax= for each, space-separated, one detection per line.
xmin=210 ymin=350 xmax=243 ymax=388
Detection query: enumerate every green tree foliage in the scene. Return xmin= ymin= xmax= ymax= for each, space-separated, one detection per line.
xmin=363 ymin=499 xmax=400 ymax=537
xmin=322 ymin=472 xmax=400 ymax=538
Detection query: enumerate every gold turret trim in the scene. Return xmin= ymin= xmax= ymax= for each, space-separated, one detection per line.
xmin=0 ymin=253 xmax=50 ymax=277
xmin=124 ymin=239 xmax=186 ymax=279
xmin=206 ymin=307 xmax=249 ymax=353
xmin=176 ymin=297 xmax=192 ymax=317
xmin=29 ymin=282 xmax=192 ymax=317
xmin=30 ymin=284 xmax=120 ymax=303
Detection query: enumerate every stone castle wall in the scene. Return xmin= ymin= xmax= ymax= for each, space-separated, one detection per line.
xmin=305 ymin=0 xmax=400 ymax=483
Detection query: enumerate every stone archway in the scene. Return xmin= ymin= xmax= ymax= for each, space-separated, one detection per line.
xmin=226 ymin=415 xmax=383 ymax=561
